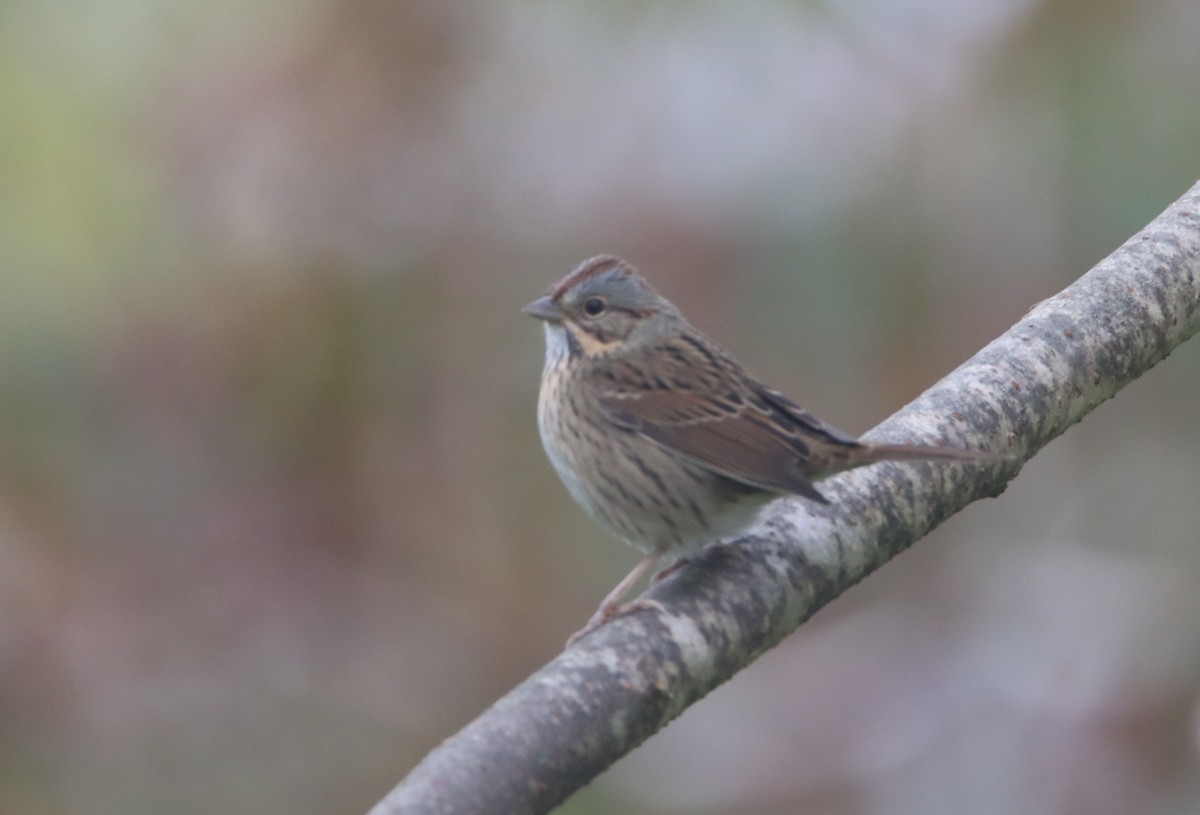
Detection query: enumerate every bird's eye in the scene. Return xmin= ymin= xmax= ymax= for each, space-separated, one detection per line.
xmin=583 ymin=297 xmax=607 ymax=316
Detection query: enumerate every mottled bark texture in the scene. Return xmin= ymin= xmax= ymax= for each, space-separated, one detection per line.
xmin=369 ymin=181 xmax=1200 ymax=815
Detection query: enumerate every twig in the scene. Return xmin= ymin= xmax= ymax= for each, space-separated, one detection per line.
xmin=368 ymin=181 xmax=1200 ymax=815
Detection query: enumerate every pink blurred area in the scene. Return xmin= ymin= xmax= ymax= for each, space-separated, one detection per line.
xmin=2 ymin=1 xmax=1199 ymax=813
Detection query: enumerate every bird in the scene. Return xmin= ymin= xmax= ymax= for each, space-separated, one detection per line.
xmin=524 ymin=255 xmax=1003 ymax=644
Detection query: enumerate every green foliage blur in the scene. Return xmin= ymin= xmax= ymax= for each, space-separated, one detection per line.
xmin=2 ymin=2 xmax=1199 ymax=814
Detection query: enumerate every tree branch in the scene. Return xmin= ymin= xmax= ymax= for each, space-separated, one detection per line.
xmin=369 ymin=181 xmax=1200 ymax=815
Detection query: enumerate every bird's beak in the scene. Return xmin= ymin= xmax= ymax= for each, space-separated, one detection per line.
xmin=522 ymin=295 xmax=562 ymax=322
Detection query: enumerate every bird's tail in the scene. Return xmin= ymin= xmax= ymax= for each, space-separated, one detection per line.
xmin=812 ymin=440 xmax=1012 ymax=480
xmin=856 ymin=442 xmax=1010 ymax=465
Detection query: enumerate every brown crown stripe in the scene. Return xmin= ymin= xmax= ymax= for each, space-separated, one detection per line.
xmin=550 ymin=255 xmax=631 ymax=301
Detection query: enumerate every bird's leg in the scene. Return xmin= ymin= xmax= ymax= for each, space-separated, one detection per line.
xmin=651 ymin=557 xmax=690 ymax=583
xmin=565 ymin=555 xmax=661 ymax=647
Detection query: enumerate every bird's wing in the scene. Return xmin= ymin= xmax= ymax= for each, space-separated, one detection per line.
xmin=597 ymin=345 xmax=862 ymax=503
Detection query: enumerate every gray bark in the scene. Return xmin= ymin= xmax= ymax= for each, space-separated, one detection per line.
xmin=368 ymin=181 xmax=1200 ymax=815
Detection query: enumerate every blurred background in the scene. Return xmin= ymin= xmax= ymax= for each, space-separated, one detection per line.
xmin=2 ymin=0 xmax=1200 ymax=813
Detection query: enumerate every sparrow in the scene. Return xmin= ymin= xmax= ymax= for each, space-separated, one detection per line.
xmin=525 ymin=255 xmax=1001 ymax=643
